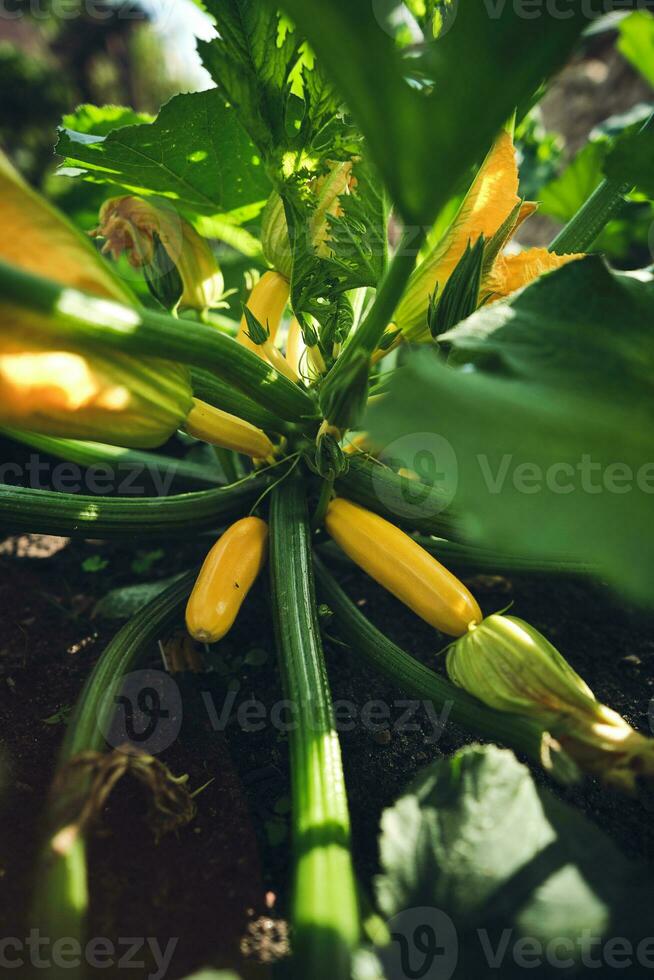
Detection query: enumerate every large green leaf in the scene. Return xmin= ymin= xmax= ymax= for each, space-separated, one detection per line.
xmin=375 ymin=746 xmax=653 ymax=977
xmin=56 ymin=91 xmax=270 ymax=224
xmin=198 ymin=0 xmax=299 ymax=155
xmin=368 ymin=258 xmax=654 ymax=604
xmin=269 ymin=0 xmax=590 ymax=223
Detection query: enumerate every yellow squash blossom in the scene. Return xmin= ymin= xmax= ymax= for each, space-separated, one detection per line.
xmin=92 ymin=196 xmax=224 ymax=313
xmin=0 ymin=154 xmax=195 ymax=447
xmin=395 ymin=130 xmax=584 ymax=342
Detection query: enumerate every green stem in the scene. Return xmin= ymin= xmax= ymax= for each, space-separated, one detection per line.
xmin=1 ymin=427 xmax=220 ymax=487
xmin=549 ymin=113 xmax=654 ymax=254
xmin=411 ymin=537 xmax=598 ymax=575
xmin=336 ymin=455 xmax=462 ymax=537
xmin=313 ymin=557 xmax=577 ymax=784
xmin=311 ymin=473 xmax=335 ymax=531
xmin=269 ymin=478 xmax=359 ymax=979
xmin=0 ymin=471 xmax=272 ymax=539
xmin=0 ymin=260 xmax=317 ymax=423
xmin=319 ymin=537 xmax=597 ymax=576
xmin=213 ymin=447 xmax=240 ymax=484
xmin=324 ymin=224 xmax=424 ymax=387
xmin=548 ymin=177 xmax=631 ymax=254
xmin=35 ymin=571 xmax=195 ymax=968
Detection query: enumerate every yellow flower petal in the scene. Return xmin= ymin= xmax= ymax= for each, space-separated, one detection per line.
xmin=396 ymin=130 xmax=521 ymax=340
xmin=0 ymin=150 xmax=133 ymax=303
xmin=486 ymin=248 xmax=585 ymax=303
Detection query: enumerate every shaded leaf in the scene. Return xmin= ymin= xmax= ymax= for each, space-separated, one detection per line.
xmin=376 ymin=746 xmax=654 ymax=976
xmin=93 ymin=575 xmax=184 ymax=620
xmin=368 ymin=258 xmax=654 ymax=604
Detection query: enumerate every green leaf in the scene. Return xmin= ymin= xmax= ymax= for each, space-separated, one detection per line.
xmin=271 ymin=0 xmax=590 ymax=223
xmin=56 ymin=91 xmax=270 ymax=224
xmin=368 ymin=258 xmax=654 ymax=604
xmin=198 ymin=1 xmax=299 ymax=155
xmin=81 ymin=555 xmax=109 ymax=573
xmin=618 ymin=10 xmax=654 ymax=87
xmin=93 ymin=574 xmax=185 ymax=620
xmin=60 ymin=104 xmax=154 ymax=137
xmin=376 ymin=745 xmax=654 ymax=975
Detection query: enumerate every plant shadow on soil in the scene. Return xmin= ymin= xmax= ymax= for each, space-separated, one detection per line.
xmin=0 ymin=518 xmax=653 ymax=979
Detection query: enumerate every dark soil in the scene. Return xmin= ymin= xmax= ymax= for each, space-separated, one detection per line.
xmin=1 ymin=504 xmax=654 ymax=979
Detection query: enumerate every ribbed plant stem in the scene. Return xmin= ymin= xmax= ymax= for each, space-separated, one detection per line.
xmin=0 ymin=471 xmax=271 ymax=539
xmin=548 ymin=177 xmax=631 ymax=254
xmin=314 ymin=557 xmax=577 ymax=784
xmin=1 ymin=427 xmax=220 ymax=486
xmin=269 ymin=478 xmax=359 ymax=979
xmin=550 ymin=113 xmax=654 ymax=254
xmin=35 ymin=572 xmax=195 ymax=970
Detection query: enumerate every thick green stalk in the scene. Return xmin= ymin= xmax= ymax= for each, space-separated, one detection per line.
xmin=320 ymin=536 xmax=597 ymax=576
xmin=191 ymin=368 xmax=292 ymax=434
xmin=313 ymin=557 xmax=577 ymax=784
xmin=323 ymin=225 xmax=424 ymax=389
xmin=1 ymin=426 xmax=220 ymax=486
xmin=336 ymin=454 xmax=462 ymax=537
xmin=548 ymin=177 xmax=631 ymax=254
xmin=550 ymin=113 xmax=654 ymax=254
xmin=0 ymin=472 xmax=271 ymax=538
xmin=269 ymin=478 xmax=359 ymax=979
xmin=35 ymin=572 xmax=195 ymax=969
xmin=0 ymin=260 xmax=317 ymax=423
xmin=412 ymin=537 xmax=597 ymax=575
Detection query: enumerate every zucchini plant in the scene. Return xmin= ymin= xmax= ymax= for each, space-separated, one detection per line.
xmin=2 ymin=2 xmax=654 ymax=977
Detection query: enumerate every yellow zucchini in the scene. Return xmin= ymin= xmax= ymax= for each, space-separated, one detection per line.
xmin=186 ymin=516 xmax=269 ymax=642
xmin=325 ymin=498 xmax=481 ymax=636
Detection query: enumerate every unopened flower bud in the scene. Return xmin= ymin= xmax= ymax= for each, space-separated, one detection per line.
xmin=447 ymin=614 xmax=654 ymax=794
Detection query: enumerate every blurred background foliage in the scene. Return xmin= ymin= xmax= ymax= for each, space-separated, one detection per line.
xmin=0 ymin=1 xmax=652 ymax=296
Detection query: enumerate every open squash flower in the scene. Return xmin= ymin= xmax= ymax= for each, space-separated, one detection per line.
xmin=91 ymin=196 xmax=224 ymax=314
xmin=395 ymin=130 xmax=585 ymax=342
xmin=447 ymin=614 xmax=654 ymax=795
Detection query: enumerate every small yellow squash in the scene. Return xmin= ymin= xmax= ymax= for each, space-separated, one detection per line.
xmin=325 ymin=498 xmax=481 ymax=636
xmin=186 ymin=517 xmax=269 ymax=643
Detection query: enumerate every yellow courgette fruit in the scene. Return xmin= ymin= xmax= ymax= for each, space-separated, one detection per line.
xmin=236 ymin=270 xmax=289 ymax=357
xmin=325 ymin=498 xmax=481 ymax=636
xmin=184 ymin=398 xmax=274 ymax=459
xmin=186 ymin=516 xmax=269 ymax=643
